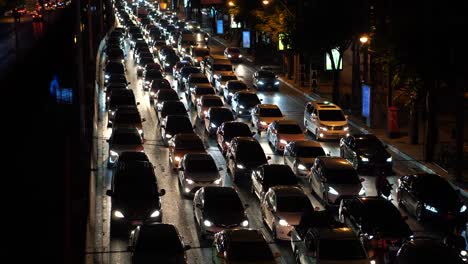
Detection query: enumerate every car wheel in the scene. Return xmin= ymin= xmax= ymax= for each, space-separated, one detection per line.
xmin=416 ymin=203 xmax=424 ymax=222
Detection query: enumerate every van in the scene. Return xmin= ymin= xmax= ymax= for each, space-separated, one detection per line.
xmin=204 ymin=57 xmax=233 ymax=84
xmin=303 ymin=101 xmax=349 ymax=140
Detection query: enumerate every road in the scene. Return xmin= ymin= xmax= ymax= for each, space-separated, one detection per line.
xmin=90 ymin=26 xmax=446 ymax=264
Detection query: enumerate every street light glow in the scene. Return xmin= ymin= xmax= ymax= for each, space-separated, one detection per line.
xmin=359 ymin=36 xmax=369 ymax=44
xmin=228 ymin=1 xmax=235 ymax=6
xmin=262 ymin=0 xmax=270 ymax=5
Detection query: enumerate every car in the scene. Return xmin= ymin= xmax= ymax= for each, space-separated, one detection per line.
xmin=252 ymin=70 xmax=280 ymax=91
xmin=212 ymin=229 xmax=279 ymax=263
xmin=283 ymin=140 xmax=326 ymax=177
xmin=107 ymin=127 xmax=144 ymax=167
xmin=261 ymin=186 xmax=312 ymax=240
xmin=196 ymin=95 xmax=224 ymax=120
xmin=105 ymin=48 xmax=125 ymax=64
xmin=153 ymin=89 xmax=181 ymax=112
xmin=106 ymin=161 xmax=165 ymax=234
xmin=161 ymin=53 xmax=180 ymax=72
xmin=178 ymin=153 xmax=223 ymax=197
xmin=143 ymin=63 xmax=162 ymax=75
xmin=193 ymin=187 xmax=249 ymax=239
xmin=168 ymin=133 xmax=206 ymax=170
xmin=204 ymin=57 xmax=233 ymax=84
xmin=213 ymin=72 xmax=238 ymax=93
xmin=226 ymin=137 xmax=270 ymax=182
xmin=142 ymin=69 xmax=163 ymax=91
xmin=340 ymin=134 xmax=393 ymax=173
xmin=178 ymin=67 xmax=201 ymax=89
xmin=107 ymin=90 xmax=138 ymax=125
xmin=291 ymin=224 xmax=370 ymax=264
xmin=187 ymin=84 xmax=215 ymax=108
xmin=189 ymin=47 xmax=210 ymax=66
xmin=204 ymin=107 xmax=235 ymax=135
xmin=223 ymin=80 xmax=249 ymax=104
xmin=149 ymin=79 xmax=171 ymax=104
xmin=216 ymin=121 xmax=254 ymax=155
xmin=304 ymin=101 xmax=349 ymax=140
xmin=157 ymin=101 xmax=189 ymax=126
xmin=136 ymin=57 xmax=155 ymax=77
xmin=396 ymin=236 xmax=466 ymax=264
xmin=230 ymin=91 xmax=261 ymax=118
xmin=397 ymin=173 xmax=467 ymax=227
xmin=160 ymin=115 xmax=194 ymax=145
xmin=104 ymin=62 xmax=125 ymax=84
xmin=173 ymin=60 xmax=192 ymax=79
xmin=105 ymin=83 xmax=128 ymax=105
xmin=339 ymin=197 xmax=413 ymax=259
xmin=224 ymin=47 xmax=243 ymax=62
xmin=112 ymin=107 xmax=146 ymax=137
xmin=309 ymin=156 xmax=365 ymax=206
xmin=184 ymin=72 xmax=210 ymax=93
xmin=251 ymin=164 xmax=299 ymax=201
xmin=128 ymin=223 xmax=190 ymax=264
xmin=104 ymin=74 xmax=129 ymax=90
xmin=267 ymin=120 xmax=306 ymax=153
xmin=31 ymin=11 xmax=43 ymax=22
xmin=251 ymin=104 xmax=284 ymax=135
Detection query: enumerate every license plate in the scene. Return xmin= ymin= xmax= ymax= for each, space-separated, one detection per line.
xmin=267 ymin=85 xmax=272 ymax=89
xmin=132 ymin=220 xmax=143 ymax=226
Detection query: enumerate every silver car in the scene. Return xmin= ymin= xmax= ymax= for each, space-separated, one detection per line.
xmin=178 ymin=153 xmax=223 ymax=197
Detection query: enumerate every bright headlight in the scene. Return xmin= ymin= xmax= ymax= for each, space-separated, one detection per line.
xmin=150 ymin=91 xmax=156 ymax=97
xmin=279 ymin=139 xmax=288 ymax=145
xmin=229 ymin=92 xmax=233 ymax=96
xmin=164 ymin=63 xmax=170 ymax=66
xmin=370 ymin=260 xmax=376 ymax=264
xmin=165 ymin=134 xmax=172 ymax=139
xmin=260 ymin=121 xmax=267 ymax=126
xmin=460 ymin=205 xmax=467 ymax=213
xmin=203 ymin=219 xmax=213 ymax=227
xmin=175 ymin=156 xmax=181 ymax=162
xmin=185 ymin=178 xmax=194 ymax=184
xmin=297 ymin=164 xmax=307 ymax=171
xmin=360 ymin=156 xmax=369 ymax=162
xmin=425 ymin=204 xmax=438 ymax=213
xmin=150 ymin=210 xmax=160 ymax=218
xmin=105 ymin=74 xmax=110 ymax=79
xmin=278 ymin=219 xmax=289 ymax=226
xmin=319 ymin=126 xmax=328 ymax=131
xmin=203 ymin=110 xmax=208 ymax=115
xmin=214 ymin=178 xmax=222 ymax=184
xmin=157 ymin=103 xmax=163 ymax=108
xmin=236 ymin=164 xmax=244 ymax=169
xmin=211 ymin=123 xmax=217 ymax=128
xmin=239 ymin=54 xmax=243 ymax=58
xmin=228 ymin=54 xmax=232 ymax=58
xmin=110 ymin=150 xmax=119 ymax=157
xmin=241 ymin=220 xmax=249 ymax=227
xmin=386 ymin=156 xmax=392 ymax=162
xmin=137 ymin=129 xmax=143 ymax=135
xmin=239 ymin=105 xmax=245 ymax=109
xmin=145 ymin=80 xmax=150 ymax=84
xmin=461 ymin=250 xmax=467 ymax=257
xmin=359 ymin=187 xmax=366 ymax=195
xmin=114 ymin=210 xmax=125 ymax=218
xmin=328 ymin=187 xmax=339 ymax=195
xmin=274 ymin=81 xmax=280 ymax=85
xmin=258 ymin=81 xmax=265 ymax=85
xmin=344 ymin=126 xmax=349 ymax=131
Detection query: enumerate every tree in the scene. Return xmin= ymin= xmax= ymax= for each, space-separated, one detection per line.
xmin=252 ymin=6 xmax=294 ymax=47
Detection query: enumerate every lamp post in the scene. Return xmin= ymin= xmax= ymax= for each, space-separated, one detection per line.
xmin=351 ymin=34 xmax=369 ymax=114
xmin=261 ymin=0 xmax=294 ymax=17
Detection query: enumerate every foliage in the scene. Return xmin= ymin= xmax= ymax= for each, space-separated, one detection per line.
xmin=392 ymin=66 xmax=424 ymax=109
xmin=252 ymin=6 xmax=294 ymax=46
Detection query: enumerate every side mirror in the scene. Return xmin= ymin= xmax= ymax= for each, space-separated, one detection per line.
xmin=178 ymin=167 xmax=184 ymax=171
xmin=106 ymin=190 xmax=113 ymax=196
xmin=128 ymin=82 xmax=131 ymax=85
xmin=260 ymin=98 xmax=264 ymax=101
xmin=180 ymin=97 xmax=183 ymax=99
xmin=251 ymin=132 xmax=256 ymax=136
xmin=327 ymin=152 xmax=331 ymax=156
xmin=159 ymin=189 xmax=166 ymax=196
xmin=193 ymin=125 xmax=196 ymax=129
xmin=229 ymin=156 xmax=234 ymax=160
xmin=384 ymin=144 xmax=389 ymax=148
xmin=267 ymin=156 xmax=272 ymax=160
xmin=183 ymin=245 xmax=191 ymax=251
xmin=216 ymin=251 xmax=225 ymax=258
xmin=160 ymin=125 xmax=165 ymax=128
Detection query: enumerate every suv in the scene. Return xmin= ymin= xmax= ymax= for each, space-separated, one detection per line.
xmin=303 ymin=101 xmax=349 ymax=140
xmin=204 ymin=57 xmax=233 ymax=84
xmin=309 ymin=156 xmax=365 ymax=206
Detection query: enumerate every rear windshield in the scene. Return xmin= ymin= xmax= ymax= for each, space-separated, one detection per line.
xmin=213 ymin=64 xmax=232 ymax=71
xmin=227 ymin=82 xmax=247 ymax=90
xmin=185 ymin=158 xmax=217 ymax=172
xmin=114 ymin=112 xmax=140 ymax=124
xmin=258 ymin=71 xmax=276 ymax=78
xmin=112 ymin=132 xmax=141 ymax=145
xmin=195 ymin=88 xmax=215 ymax=95
xmin=277 ymin=196 xmax=312 ymax=212
xmin=202 ymin=98 xmax=224 ymax=107
xmin=175 ymin=138 xmax=204 ymax=150
xmin=194 ymin=49 xmax=210 ymax=57
xmin=190 ymin=77 xmax=209 ymax=83
xmin=325 ymin=169 xmax=360 ymax=184
xmin=221 ymin=75 xmax=238 ymax=82
xmin=296 ymin=146 xmax=325 ymax=157
xmin=278 ymin=124 xmax=303 ymax=134
xmin=259 ymin=107 xmax=282 ymax=117
xmin=319 ymin=239 xmax=366 ymax=260
xmin=110 ymin=95 xmax=135 ymax=106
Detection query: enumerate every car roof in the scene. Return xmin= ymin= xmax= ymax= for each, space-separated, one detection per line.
xmin=225 ymin=229 xmax=264 ymax=242
xmin=203 ymin=186 xmax=237 ymax=198
xmin=233 ymin=136 xmax=257 ymax=143
xmin=112 ymin=126 xmax=139 ymax=134
xmin=270 ymin=185 xmax=305 ymax=197
xmin=314 ymin=226 xmax=359 ymax=240
xmin=183 ymin=153 xmax=214 ymax=161
xmin=200 ymin=95 xmax=222 ymax=100
xmin=208 ymin=106 xmax=231 ymax=113
xmin=317 ymin=156 xmax=353 ymax=170
xmin=189 ymin=73 xmax=206 ymax=78
xmin=218 ymin=71 xmax=237 ymax=76
xmin=310 ymin=101 xmax=342 ymax=110
xmin=290 ymin=140 xmax=322 ymax=148
xmin=235 ymin=90 xmax=256 ymax=95
xmin=174 ymin=133 xmax=201 ymax=141
xmin=275 ymin=119 xmax=299 ymax=125
xmin=258 ymin=104 xmax=279 ymax=109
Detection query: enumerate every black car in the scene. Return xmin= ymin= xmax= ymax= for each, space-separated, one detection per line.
xmin=339 ymin=134 xmax=393 ymax=174
xmin=226 ymin=137 xmax=270 ymax=182
xmin=223 ymin=80 xmax=249 ymax=104
xmin=114 ymin=151 xmax=150 ymax=169
xmin=216 ymin=121 xmax=254 ymax=155
xmin=104 ymin=74 xmax=128 ymax=89
xmin=204 ymin=107 xmax=235 ymax=135
xmin=106 ymin=161 xmax=166 ymax=234
xmin=339 ymin=197 xmax=413 ymax=258
xmin=105 ymin=83 xmax=127 ymax=105
xmin=162 ymin=53 xmax=180 ymax=72
xmin=231 ymin=90 xmax=262 ymax=117
xmin=179 ymin=68 xmax=202 ymax=90
xmin=104 ymin=62 xmax=125 ymax=84
xmin=160 ymin=115 xmax=194 ymax=145
xmin=212 ymin=229 xmax=278 ymax=263
xmin=157 ymin=101 xmax=189 ymax=125
xmin=128 ymin=223 xmax=190 ymax=264
xmin=250 ymin=164 xmax=298 ymax=201
xmin=137 ymin=57 xmax=155 ymax=77
xmin=154 ymin=89 xmax=181 ymax=112
xmin=252 ymin=70 xmax=280 ymax=91
xmin=143 ymin=69 xmax=163 ymax=91
xmin=397 ymin=173 xmax=467 ymax=227
xmin=106 ymin=48 xmax=125 ymax=64
xmin=193 ymin=187 xmax=249 ymax=239
xmin=396 ymin=237 xmax=465 ymax=264
xmin=107 ymin=90 xmax=137 ymax=125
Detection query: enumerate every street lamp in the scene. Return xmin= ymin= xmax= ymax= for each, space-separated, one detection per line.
xmin=261 ymin=0 xmax=294 ymax=17
xmin=262 ymin=0 xmax=270 ymax=5
xmin=228 ymin=1 xmax=235 ymax=7
xmin=359 ymin=35 xmax=369 ymax=44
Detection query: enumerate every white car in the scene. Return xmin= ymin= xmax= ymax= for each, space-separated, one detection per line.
xmin=178 ymin=153 xmax=223 ymax=197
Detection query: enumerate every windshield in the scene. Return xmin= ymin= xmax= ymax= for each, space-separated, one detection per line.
xmin=415 ymin=177 xmax=459 ymax=201
xmin=258 ymin=71 xmax=276 ymax=78
xmin=277 ymin=196 xmax=312 ymax=212
xmin=115 ymin=181 xmax=156 ymax=200
xmin=237 ymin=143 xmax=266 ymax=162
xmin=186 ymin=159 xmax=217 ymax=172
xmin=175 ymin=138 xmax=204 ymax=150
xmin=237 ymin=94 xmax=260 ymax=105
xmin=227 ymin=241 xmax=274 ymax=262
xmin=296 ymin=146 xmax=325 ymax=157
xmin=203 ymin=98 xmax=224 ymax=107
xmin=213 ymin=64 xmax=232 ymax=71
xmin=182 ymin=68 xmax=200 ymax=76
xmin=136 ymin=227 xmax=183 ymax=253
xmin=190 ymin=77 xmax=209 ymax=83
xmin=325 ymin=169 xmax=360 ymax=184
xmin=355 ymin=137 xmax=385 ymax=150
xmin=112 ymin=132 xmax=141 ymax=145
xmin=194 ymin=49 xmax=209 ymax=57
xmin=259 ymin=107 xmax=282 ymax=117
xmin=221 ymin=75 xmax=237 ymax=82
xmin=223 ymin=125 xmax=252 ymax=140
xmin=318 ymin=110 xmax=346 ymax=121
xmin=146 ymin=71 xmax=163 ymax=79
xmin=114 ymin=112 xmax=140 ymax=124
xmin=319 ymin=239 xmax=366 ymax=260
xmin=110 ymin=95 xmax=135 ymax=107
xmin=158 ymin=92 xmax=179 ymax=101
xmin=228 ymin=82 xmax=247 ymax=90
xmin=205 ymin=194 xmax=243 ymax=212
xmin=227 ymin=48 xmax=240 ymax=53
xmin=210 ymin=110 xmax=234 ymax=121
xmin=195 ymin=88 xmax=215 ymax=95
xmin=278 ymin=124 xmax=303 ymax=134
